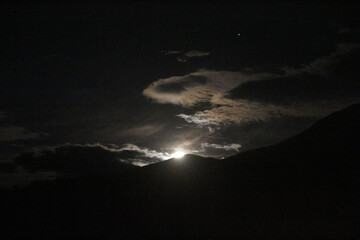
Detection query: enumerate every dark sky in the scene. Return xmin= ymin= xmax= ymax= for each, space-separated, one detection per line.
xmin=1 ymin=1 xmax=359 ymax=186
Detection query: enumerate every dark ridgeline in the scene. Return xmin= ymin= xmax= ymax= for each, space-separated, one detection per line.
xmin=1 ymin=104 xmax=359 ymax=239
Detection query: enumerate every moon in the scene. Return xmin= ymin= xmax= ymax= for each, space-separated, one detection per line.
xmin=172 ymin=151 xmax=185 ymax=159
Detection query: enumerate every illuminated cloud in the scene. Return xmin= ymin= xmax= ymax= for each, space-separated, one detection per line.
xmin=145 ymin=44 xmax=360 ymax=131
xmin=143 ymin=69 xmax=271 ymax=106
xmin=201 ymin=143 xmax=241 ymax=152
xmin=119 ymin=143 xmax=169 ymax=161
xmin=15 ymin=143 xmax=170 ymax=172
xmin=2 ymin=143 xmax=171 ymax=185
xmin=178 ymin=100 xmax=348 ymax=128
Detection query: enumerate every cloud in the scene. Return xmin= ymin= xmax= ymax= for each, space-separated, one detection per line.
xmin=163 ymin=50 xmax=182 ymax=55
xmin=338 ymin=28 xmax=360 ymax=34
xmin=281 ymin=43 xmax=360 ymax=75
xmin=1 ymin=139 xmax=244 ymax=187
xmin=177 ymin=99 xmax=350 ymax=128
xmin=146 ymin=43 xmax=360 ymax=130
xmin=184 ymin=50 xmax=210 ymax=58
xmin=0 ymin=170 xmax=56 ymax=188
xmin=0 ymin=162 xmax=17 ymax=173
xmin=176 ymin=56 xmax=188 ymax=62
xmin=14 ymin=144 xmax=137 ymax=177
xmin=0 ymin=125 xmax=47 ymax=142
xmin=143 ymin=69 xmax=271 ymax=106
xmin=0 ymin=143 xmax=173 ymax=187
xmin=228 ymin=74 xmax=359 ymax=106
xmin=14 ymin=143 xmax=170 ymax=178
xmin=119 ymin=143 xmax=170 ymax=162
xmin=119 ymin=124 xmax=164 ymax=137
xmin=163 ymin=50 xmax=210 ymax=62
xmin=201 ymin=143 xmax=241 ymax=152
xmin=177 ymin=50 xmax=210 ymax=62
xmin=175 ymin=142 xmax=242 ymax=159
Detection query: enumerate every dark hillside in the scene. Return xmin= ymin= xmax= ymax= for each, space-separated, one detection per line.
xmin=1 ymin=104 xmax=359 ymax=239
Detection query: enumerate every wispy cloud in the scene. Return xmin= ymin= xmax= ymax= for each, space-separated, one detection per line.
xmin=143 ymin=69 xmax=271 ymax=107
xmin=163 ymin=50 xmax=210 ymax=62
xmin=184 ymin=50 xmax=210 ymax=58
xmin=119 ymin=143 xmax=170 ymax=161
xmin=1 ymin=143 xmax=173 ymax=186
xmin=163 ymin=50 xmax=182 ymax=55
xmin=25 ymin=143 xmax=170 ymax=167
xmin=177 ymin=100 xmax=347 ymax=128
xmin=146 ymin=44 xmax=360 ymax=131
xmin=201 ymin=143 xmax=241 ymax=152
xmin=119 ymin=124 xmax=164 ymax=137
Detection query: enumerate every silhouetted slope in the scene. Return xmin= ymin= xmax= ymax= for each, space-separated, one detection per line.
xmin=1 ymin=104 xmax=359 ymax=239
xmin=226 ymin=103 xmax=360 ymax=185
xmin=139 ymin=154 xmax=219 ymax=179
xmin=222 ymin=103 xmax=360 ymax=238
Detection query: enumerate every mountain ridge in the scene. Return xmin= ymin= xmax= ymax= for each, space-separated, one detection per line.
xmin=1 ymin=103 xmax=359 ymax=239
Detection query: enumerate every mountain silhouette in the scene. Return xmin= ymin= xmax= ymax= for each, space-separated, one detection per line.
xmin=1 ymin=104 xmax=359 ymax=239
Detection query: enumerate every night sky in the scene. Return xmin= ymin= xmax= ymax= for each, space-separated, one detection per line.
xmin=1 ymin=1 xmax=359 ymax=187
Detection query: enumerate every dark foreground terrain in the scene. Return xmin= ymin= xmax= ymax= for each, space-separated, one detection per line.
xmin=1 ymin=104 xmax=359 ymax=239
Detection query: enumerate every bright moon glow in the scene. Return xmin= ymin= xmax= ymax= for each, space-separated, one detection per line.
xmin=172 ymin=151 xmax=186 ymax=159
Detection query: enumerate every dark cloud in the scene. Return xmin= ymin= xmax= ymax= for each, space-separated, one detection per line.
xmin=338 ymin=28 xmax=360 ymax=34
xmin=156 ymin=75 xmax=208 ymax=93
xmin=119 ymin=124 xmax=164 ymax=137
xmin=229 ymin=44 xmax=360 ymax=105
xmin=281 ymin=43 xmax=360 ymax=75
xmin=163 ymin=50 xmax=210 ymax=62
xmin=184 ymin=51 xmax=210 ymax=58
xmin=228 ymin=73 xmax=359 ymax=105
xmin=14 ymin=145 xmax=137 ymax=177
xmin=176 ymin=56 xmax=188 ymax=63
xmin=0 ymin=125 xmax=47 ymax=142
xmin=0 ymin=162 xmax=17 ymax=173
xmin=0 ymin=143 xmax=172 ymax=186
xmin=181 ymin=75 xmax=208 ymax=86
xmin=156 ymin=82 xmax=186 ymax=93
